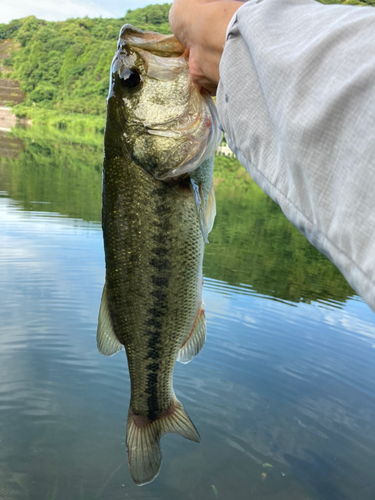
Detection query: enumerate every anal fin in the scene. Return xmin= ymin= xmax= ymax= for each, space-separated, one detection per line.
xmin=97 ymin=283 xmax=123 ymax=356
xmin=177 ymin=303 xmax=206 ymax=364
xmin=127 ymin=399 xmax=200 ymax=486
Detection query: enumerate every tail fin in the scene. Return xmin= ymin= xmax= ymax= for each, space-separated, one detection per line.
xmin=126 ymin=399 xmax=200 ymax=486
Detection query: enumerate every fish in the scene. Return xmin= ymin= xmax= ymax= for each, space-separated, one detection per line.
xmin=97 ymin=24 xmax=221 ymax=486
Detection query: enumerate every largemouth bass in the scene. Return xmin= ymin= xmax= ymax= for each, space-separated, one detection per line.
xmin=97 ymin=24 xmax=221 ymax=486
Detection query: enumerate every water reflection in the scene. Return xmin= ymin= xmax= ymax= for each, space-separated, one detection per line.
xmin=0 ymin=127 xmax=375 ymax=500
xmin=1 ymin=126 xmax=355 ymax=306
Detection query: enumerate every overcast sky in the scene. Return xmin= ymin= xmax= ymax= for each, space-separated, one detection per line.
xmin=1 ymin=0 xmax=166 ymax=25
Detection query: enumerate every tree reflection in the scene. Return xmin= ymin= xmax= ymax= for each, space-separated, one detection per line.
xmin=0 ymin=126 xmax=354 ymax=305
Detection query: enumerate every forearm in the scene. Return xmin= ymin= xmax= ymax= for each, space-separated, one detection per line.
xmin=217 ymin=0 xmax=375 ymax=310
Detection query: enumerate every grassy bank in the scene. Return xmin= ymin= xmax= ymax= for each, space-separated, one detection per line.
xmin=13 ymin=106 xmax=105 ymax=133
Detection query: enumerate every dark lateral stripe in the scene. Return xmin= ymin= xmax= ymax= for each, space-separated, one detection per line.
xmin=147 ymin=305 xmax=166 ymax=316
xmin=150 ymin=290 xmax=167 ymax=301
xmin=144 ymin=197 xmax=172 ymax=420
xmin=157 ymin=219 xmax=172 ymax=232
xmin=150 ymin=257 xmax=168 ymax=272
xmin=146 ymin=317 xmax=162 ymax=329
xmin=152 ymin=233 xmax=168 ymax=245
xmin=146 ymin=346 xmax=160 ymax=360
xmin=155 ymin=204 xmax=169 ymax=216
xmin=152 ymin=247 xmax=168 ymax=257
xmin=151 ymin=275 xmax=168 ymax=288
xmin=147 ymin=362 xmax=160 ymax=372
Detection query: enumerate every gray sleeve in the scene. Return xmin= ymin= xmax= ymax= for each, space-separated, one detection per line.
xmin=216 ymin=0 xmax=375 ymax=312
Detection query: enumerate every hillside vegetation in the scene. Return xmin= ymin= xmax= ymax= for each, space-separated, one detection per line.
xmin=0 ymin=0 xmax=372 ymax=129
xmin=0 ymin=4 xmax=171 ymax=128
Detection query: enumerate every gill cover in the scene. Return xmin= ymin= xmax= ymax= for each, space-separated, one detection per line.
xmin=111 ymin=24 xmax=222 ymax=180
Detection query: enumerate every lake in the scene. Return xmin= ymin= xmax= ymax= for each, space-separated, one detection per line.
xmin=1 ymin=126 xmax=375 ymax=500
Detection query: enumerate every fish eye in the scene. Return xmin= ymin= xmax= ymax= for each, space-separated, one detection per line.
xmin=120 ymin=68 xmax=142 ymax=90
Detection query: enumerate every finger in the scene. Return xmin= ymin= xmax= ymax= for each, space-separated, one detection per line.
xmin=188 ymin=50 xmax=218 ymax=95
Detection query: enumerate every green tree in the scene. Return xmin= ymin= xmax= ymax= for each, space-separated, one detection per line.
xmin=0 ymin=5 xmax=173 ymax=120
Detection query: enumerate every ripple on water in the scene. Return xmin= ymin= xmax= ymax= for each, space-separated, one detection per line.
xmin=1 ymin=181 xmax=375 ymax=499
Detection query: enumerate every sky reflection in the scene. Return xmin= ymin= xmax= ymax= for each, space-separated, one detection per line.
xmin=1 ymin=182 xmax=375 ymax=499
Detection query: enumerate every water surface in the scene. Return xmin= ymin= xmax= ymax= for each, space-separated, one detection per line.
xmin=1 ymin=127 xmax=375 ymax=500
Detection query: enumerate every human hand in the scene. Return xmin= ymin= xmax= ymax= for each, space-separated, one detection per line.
xmin=169 ymin=0 xmax=243 ymax=95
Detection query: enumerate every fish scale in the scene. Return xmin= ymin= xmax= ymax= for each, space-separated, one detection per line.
xmin=97 ymin=24 xmax=220 ymax=486
xmin=103 ymin=153 xmax=203 ymax=412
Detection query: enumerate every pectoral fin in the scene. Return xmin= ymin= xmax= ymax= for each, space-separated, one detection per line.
xmin=191 ymin=179 xmax=209 ymax=244
xmin=205 ymin=184 xmax=216 ymax=234
xmin=191 ymin=179 xmax=216 ymax=243
xmin=97 ymin=283 xmax=123 ymax=356
xmin=177 ymin=304 xmax=206 ymax=364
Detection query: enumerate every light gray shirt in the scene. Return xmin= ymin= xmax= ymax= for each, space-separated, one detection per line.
xmin=217 ymin=0 xmax=375 ymax=312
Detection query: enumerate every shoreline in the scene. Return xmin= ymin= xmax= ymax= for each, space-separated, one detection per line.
xmin=0 ymin=106 xmax=31 ymax=132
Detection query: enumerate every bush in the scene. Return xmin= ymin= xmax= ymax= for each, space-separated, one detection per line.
xmin=29 ymin=83 xmax=56 ymax=102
